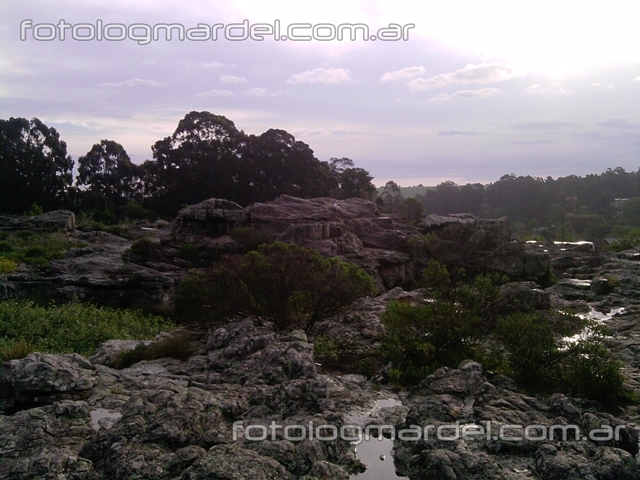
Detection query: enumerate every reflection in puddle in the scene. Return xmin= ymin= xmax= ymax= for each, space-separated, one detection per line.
xmin=349 ymin=398 xmax=407 ymax=480
xmin=90 ymin=408 xmax=122 ymax=431
xmin=561 ymin=307 xmax=625 ymax=347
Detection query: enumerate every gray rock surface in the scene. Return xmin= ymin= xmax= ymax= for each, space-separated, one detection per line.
xmin=0 ymin=210 xmax=76 ymax=233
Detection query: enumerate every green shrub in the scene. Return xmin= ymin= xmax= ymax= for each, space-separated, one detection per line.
xmin=0 ymin=231 xmax=7 ymax=241
xmin=378 ymin=260 xmax=507 ymax=385
xmin=0 ymin=257 xmax=16 ymax=274
xmin=0 ymin=300 xmax=173 ymax=358
xmin=176 ymin=243 xmax=375 ymax=334
xmin=0 ymin=241 xmax=14 ymax=253
xmin=15 ymin=230 xmax=35 ymax=240
xmin=496 ymin=312 xmax=558 ymax=387
xmin=106 ymin=225 xmax=134 ymax=240
xmin=24 ymin=202 xmax=43 ymax=216
xmin=559 ymin=340 xmax=626 ymax=403
xmin=0 ymin=340 xmax=35 ymax=363
xmin=112 ymin=334 xmax=194 ymax=369
xmin=228 ymin=227 xmax=273 ymax=251
xmin=128 ymin=238 xmax=160 ymax=262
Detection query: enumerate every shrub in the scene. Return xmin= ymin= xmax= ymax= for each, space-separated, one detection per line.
xmin=0 ymin=257 xmax=16 ymax=274
xmin=228 ymin=227 xmax=273 ymax=252
xmin=112 ymin=334 xmax=194 ymax=369
xmin=0 ymin=300 xmax=172 ymax=358
xmin=496 ymin=312 xmax=558 ymax=387
xmin=128 ymin=238 xmax=160 ymax=262
xmin=0 ymin=241 xmax=14 ymax=252
xmin=175 ymin=242 xmax=375 ymax=334
xmin=0 ymin=340 xmax=35 ymax=362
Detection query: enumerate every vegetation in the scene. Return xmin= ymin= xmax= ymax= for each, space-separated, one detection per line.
xmin=378 ymin=260 xmax=629 ymax=403
xmin=0 ymin=300 xmax=172 ymax=362
xmin=175 ymin=242 xmax=375 ymax=334
xmin=0 ymin=231 xmax=85 ymax=267
xmin=112 ymin=334 xmax=194 ymax=369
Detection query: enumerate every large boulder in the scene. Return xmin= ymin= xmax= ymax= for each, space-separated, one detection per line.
xmin=0 ymin=210 xmax=75 ymax=233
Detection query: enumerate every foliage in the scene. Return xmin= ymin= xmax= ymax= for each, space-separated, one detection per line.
xmin=126 ymin=238 xmax=160 ymax=262
xmin=25 ymin=202 xmax=43 ymax=216
xmin=0 ymin=231 xmax=85 ymax=267
xmin=0 ymin=117 xmax=74 ymax=214
xmin=0 ymin=340 xmax=34 ymax=363
xmin=228 ymin=227 xmax=273 ymax=252
xmin=77 ymin=140 xmax=143 ymax=208
xmin=112 ymin=334 xmax=194 ymax=369
xmin=0 ymin=300 xmax=172 ymax=361
xmin=0 ymin=257 xmax=16 ymax=274
xmin=377 ymin=260 xmax=628 ymax=402
xmin=176 ymin=243 xmax=375 ymax=334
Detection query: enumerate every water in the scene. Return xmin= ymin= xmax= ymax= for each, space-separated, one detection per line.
xmin=561 ymin=307 xmax=625 ymax=347
xmin=349 ymin=398 xmax=407 ymax=480
xmin=90 ymin=408 xmax=122 ymax=431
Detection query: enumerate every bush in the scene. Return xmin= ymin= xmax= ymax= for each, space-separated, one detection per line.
xmin=228 ymin=227 xmax=273 ymax=252
xmin=0 ymin=232 xmax=85 ymax=268
xmin=112 ymin=334 xmax=194 ymax=369
xmin=175 ymin=242 xmax=375 ymax=334
xmin=127 ymin=238 xmax=160 ymax=262
xmin=0 ymin=300 xmax=173 ymax=359
xmin=0 ymin=340 xmax=35 ymax=362
xmin=0 ymin=257 xmax=16 ymax=274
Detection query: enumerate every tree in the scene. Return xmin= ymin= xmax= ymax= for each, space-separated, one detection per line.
xmin=77 ymin=140 xmax=142 ymax=208
xmin=376 ymin=180 xmax=405 ymax=214
xmin=329 ymin=158 xmax=376 ymax=200
xmin=0 ymin=117 xmax=73 ymax=213
xmin=147 ymin=111 xmax=244 ymax=216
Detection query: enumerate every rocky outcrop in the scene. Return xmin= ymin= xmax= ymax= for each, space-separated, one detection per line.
xmin=0 ymin=230 xmax=177 ymax=314
xmin=172 ymin=196 xmax=551 ymax=290
xmin=391 ymin=361 xmax=638 ymax=480
xmin=0 ymin=319 xmax=378 ymax=479
xmin=0 ymin=210 xmax=76 ymax=233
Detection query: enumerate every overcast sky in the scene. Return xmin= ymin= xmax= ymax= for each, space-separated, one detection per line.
xmin=1 ymin=0 xmax=639 ymax=186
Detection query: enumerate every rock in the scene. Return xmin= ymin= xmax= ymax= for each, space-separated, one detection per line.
xmin=0 ymin=353 xmax=97 ymax=413
xmin=0 ymin=210 xmax=75 ymax=233
xmin=89 ymin=339 xmax=152 ymax=367
xmin=499 ymin=281 xmax=551 ymax=310
xmin=392 ymin=361 xmax=639 ymax=480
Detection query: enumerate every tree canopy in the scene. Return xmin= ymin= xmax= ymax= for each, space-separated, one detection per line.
xmin=0 ymin=117 xmax=73 ymax=213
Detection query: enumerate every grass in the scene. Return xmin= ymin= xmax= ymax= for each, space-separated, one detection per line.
xmin=0 ymin=231 xmax=86 ymax=267
xmin=112 ymin=334 xmax=195 ymax=369
xmin=0 ymin=300 xmax=174 ymax=363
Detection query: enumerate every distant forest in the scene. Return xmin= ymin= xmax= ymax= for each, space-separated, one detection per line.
xmin=2 ymin=111 xmax=640 ymax=247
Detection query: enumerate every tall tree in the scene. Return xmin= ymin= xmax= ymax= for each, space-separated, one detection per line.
xmin=0 ymin=117 xmax=73 ymax=213
xmin=77 ymin=140 xmax=141 ymax=207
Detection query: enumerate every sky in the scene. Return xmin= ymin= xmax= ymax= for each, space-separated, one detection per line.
xmin=1 ymin=0 xmax=639 ymax=187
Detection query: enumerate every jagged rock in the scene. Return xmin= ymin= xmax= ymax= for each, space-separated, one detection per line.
xmin=392 ymin=360 xmax=638 ymax=480
xmin=0 ymin=238 xmax=176 ymax=313
xmin=0 ymin=353 xmax=98 ymax=413
xmin=0 ymin=210 xmax=76 ymax=233
xmin=89 ymin=339 xmax=153 ymax=367
xmin=499 ymin=281 xmax=551 ymax=310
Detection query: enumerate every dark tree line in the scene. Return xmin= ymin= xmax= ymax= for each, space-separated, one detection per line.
xmin=0 ymin=112 xmax=376 ymax=218
xmin=420 ymin=170 xmax=640 ymax=222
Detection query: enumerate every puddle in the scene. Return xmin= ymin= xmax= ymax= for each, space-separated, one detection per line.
xmin=349 ymin=398 xmax=407 ymax=480
xmin=90 ymin=408 xmax=122 ymax=431
xmin=561 ymin=307 xmax=625 ymax=347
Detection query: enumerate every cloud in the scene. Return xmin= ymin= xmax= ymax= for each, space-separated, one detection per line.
xmin=196 ymin=90 xmax=234 ymax=98
xmin=95 ymin=78 xmax=166 ymax=88
xmin=592 ymin=83 xmax=600 ymax=87
xmin=439 ymin=130 xmax=482 ymax=135
xmin=200 ymin=61 xmax=223 ymax=68
xmin=634 ymin=77 xmax=640 ymax=81
xmin=408 ymin=63 xmax=523 ymax=91
xmin=427 ymin=88 xmax=499 ymax=104
xmin=220 ymin=74 xmax=248 ymax=84
xmin=380 ymin=66 xmax=425 ymax=82
xmin=246 ymin=88 xmax=285 ymax=97
xmin=514 ymin=121 xmax=578 ymax=129
xmin=525 ymin=83 xmax=570 ymax=94
xmin=286 ymin=68 xmax=352 ymax=85
xmin=598 ymin=118 xmax=640 ymax=130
